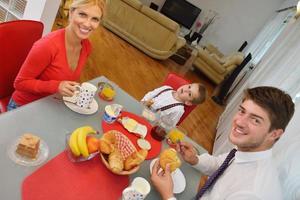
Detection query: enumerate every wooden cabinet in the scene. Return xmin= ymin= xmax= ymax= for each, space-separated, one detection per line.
xmin=0 ymin=0 xmax=61 ymax=34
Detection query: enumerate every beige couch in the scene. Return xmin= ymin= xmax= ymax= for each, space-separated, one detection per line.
xmin=102 ymin=0 xmax=186 ymax=60
xmin=193 ymin=44 xmax=244 ymax=84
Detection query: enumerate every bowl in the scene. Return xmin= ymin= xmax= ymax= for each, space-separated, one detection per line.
xmin=65 ymin=133 xmax=99 ymax=162
xmin=99 ymin=153 xmax=140 ymax=175
xmin=98 ymin=82 xmax=116 ymax=101
xmin=99 ymin=130 xmax=143 ymax=175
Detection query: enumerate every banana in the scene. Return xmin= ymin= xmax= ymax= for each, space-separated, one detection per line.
xmin=69 ymin=128 xmax=81 ymax=156
xmin=77 ymin=126 xmax=97 ymax=158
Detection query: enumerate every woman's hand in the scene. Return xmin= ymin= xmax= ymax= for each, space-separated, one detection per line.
xmin=58 ymin=81 xmax=79 ymax=97
xmin=151 ymin=160 xmax=174 ymax=200
xmin=176 ymin=141 xmax=199 ymax=165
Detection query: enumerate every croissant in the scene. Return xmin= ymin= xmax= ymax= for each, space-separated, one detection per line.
xmin=108 ymin=150 xmax=124 ymax=173
xmin=124 ymin=149 xmax=148 ymax=170
xmin=159 ymin=148 xmax=181 ymax=172
xmin=99 ymin=131 xmax=117 ymax=154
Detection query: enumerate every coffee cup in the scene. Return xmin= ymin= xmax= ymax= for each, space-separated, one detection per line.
xmin=103 ymin=104 xmax=123 ymax=123
xmin=75 ymin=82 xmax=97 ymax=109
xmin=122 ymin=177 xmax=151 ymax=200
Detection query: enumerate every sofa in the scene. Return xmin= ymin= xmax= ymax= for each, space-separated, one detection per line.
xmin=102 ymin=0 xmax=186 ymax=60
xmin=193 ymin=44 xmax=244 ymax=84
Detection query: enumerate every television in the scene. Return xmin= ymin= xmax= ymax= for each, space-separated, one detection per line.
xmin=160 ymin=0 xmax=201 ymax=29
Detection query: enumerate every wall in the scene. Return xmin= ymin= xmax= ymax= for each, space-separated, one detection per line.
xmin=140 ymin=0 xmax=285 ymax=54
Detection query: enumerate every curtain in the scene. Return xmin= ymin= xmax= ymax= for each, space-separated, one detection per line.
xmin=226 ymin=5 xmax=295 ymax=100
xmin=214 ymin=15 xmax=300 ymax=200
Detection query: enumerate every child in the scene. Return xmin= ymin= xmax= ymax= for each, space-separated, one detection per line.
xmin=141 ymin=83 xmax=206 ymax=127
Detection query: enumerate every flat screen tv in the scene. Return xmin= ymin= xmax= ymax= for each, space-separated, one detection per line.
xmin=160 ymin=0 xmax=201 ymax=29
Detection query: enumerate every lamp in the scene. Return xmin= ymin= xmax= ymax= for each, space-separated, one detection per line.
xmin=296 ymin=1 xmax=300 ymax=19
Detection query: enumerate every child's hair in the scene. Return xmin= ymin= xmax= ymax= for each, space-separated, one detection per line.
xmin=191 ymin=83 xmax=207 ymax=104
xmin=243 ymin=86 xmax=294 ymax=131
xmin=70 ymin=0 xmax=106 ymax=16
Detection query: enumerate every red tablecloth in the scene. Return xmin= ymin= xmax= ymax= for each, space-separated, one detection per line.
xmin=102 ymin=111 xmax=162 ymax=160
xmin=22 ymin=150 xmax=129 ymax=200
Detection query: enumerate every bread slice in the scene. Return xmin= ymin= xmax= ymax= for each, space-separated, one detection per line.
xmin=16 ymin=133 xmax=40 ymax=159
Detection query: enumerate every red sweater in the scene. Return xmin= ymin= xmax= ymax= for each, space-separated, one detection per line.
xmin=12 ymin=29 xmax=91 ymax=106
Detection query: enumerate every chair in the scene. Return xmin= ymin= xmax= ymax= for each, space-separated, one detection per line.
xmin=0 ymin=20 xmax=44 ymax=113
xmin=162 ymin=72 xmax=197 ymax=125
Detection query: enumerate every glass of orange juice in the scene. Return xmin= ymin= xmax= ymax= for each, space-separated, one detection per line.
xmin=167 ymin=126 xmax=186 ymax=147
xmin=98 ymin=82 xmax=116 ymax=101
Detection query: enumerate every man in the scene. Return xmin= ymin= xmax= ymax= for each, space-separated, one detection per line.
xmin=151 ymin=86 xmax=295 ymax=200
xmin=141 ymin=83 xmax=206 ymax=127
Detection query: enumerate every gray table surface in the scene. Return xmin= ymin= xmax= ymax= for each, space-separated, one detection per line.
xmin=0 ymin=76 xmax=206 ymax=200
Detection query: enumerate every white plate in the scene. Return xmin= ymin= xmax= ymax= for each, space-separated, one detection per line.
xmin=150 ymin=158 xmax=186 ymax=194
xmin=63 ymin=98 xmax=98 ymax=115
xmin=7 ymin=137 xmax=49 ymax=166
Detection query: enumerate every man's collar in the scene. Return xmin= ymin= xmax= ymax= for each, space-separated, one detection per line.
xmin=235 ymin=149 xmax=272 ymax=163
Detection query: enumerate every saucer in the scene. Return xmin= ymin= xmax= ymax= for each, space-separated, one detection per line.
xmin=150 ymin=158 xmax=186 ymax=194
xmin=63 ymin=98 xmax=98 ymax=115
xmin=7 ymin=137 xmax=49 ymax=166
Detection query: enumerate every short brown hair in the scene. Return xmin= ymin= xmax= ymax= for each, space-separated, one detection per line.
xmin=192 ymin=83 xmax=207 ymax=104
xmin=70 ymin=0 xmax=106 ymax=16
xmin=244 ymin=86 xmax=294 ymax=131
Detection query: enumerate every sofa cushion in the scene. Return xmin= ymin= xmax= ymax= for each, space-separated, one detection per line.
xmin=104 ymin=0 xmax=178 ymax=51
xmin=223 ymin=52 xmax=244 ymax=68
xmin=121 ymin=0 xmax=142 ymax=10
xmin=210 ymin=53 xmax=225 ymax=64
xmin=140 ymin=6 xmax=179 ymax=32
xmin=205 ymin=43 xmax=224 ymax=58
xmin=197 ymin=48 xmax=226 ymax=74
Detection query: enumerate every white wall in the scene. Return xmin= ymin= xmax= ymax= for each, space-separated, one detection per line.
xmin=140 ymin=0 xmax=285 ymax=54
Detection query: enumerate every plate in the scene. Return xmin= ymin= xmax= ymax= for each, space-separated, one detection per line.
xmin=7 ymin=137 xmax=49 ymax=166
xmin=63 ymin=98 xmax=98 ymax=115
xmin=150 ymin=158 xmax=186 ymax=194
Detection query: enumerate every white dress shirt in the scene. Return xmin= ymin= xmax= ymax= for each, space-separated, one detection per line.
xmin=141 ymin=86 xmax=184 ymax=127
xmin=192 ymin=149 xmax=283 ymax=200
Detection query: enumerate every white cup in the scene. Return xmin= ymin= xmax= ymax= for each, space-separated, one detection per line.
xmin=122 ymin=177 xmax=151 ymax=200
xmin=75 ymin=82 xmax=97 ymax=109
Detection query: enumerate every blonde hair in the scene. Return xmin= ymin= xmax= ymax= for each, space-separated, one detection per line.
xmin=70 ymin=0 xmax=106 ymax=16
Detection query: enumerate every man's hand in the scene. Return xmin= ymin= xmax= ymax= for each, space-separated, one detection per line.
xmin=176 ymin=141 xmax=199 ymax=165
xmin=58 ymin=81 xmax=79 ymax=97
xmin=151 ymin=160 xmax=174 ymax=200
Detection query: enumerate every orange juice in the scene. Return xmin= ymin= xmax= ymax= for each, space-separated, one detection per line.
xmin=101 ymin=86 xmax=115 ymax=100
xmin=168 ymin=128 xmax=185 ymax=144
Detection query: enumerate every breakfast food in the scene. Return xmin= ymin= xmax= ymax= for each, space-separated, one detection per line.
xmin=124 ymin=149 xmax=148 ymax=170
xmin=108 ymin=150 xmax=124 ymax=173
xmin=99 ymin=131 xmax=116 ymax=154
xmin=99 ymin=130 xmax=148 ymax=174
xmin=159 ymin=148 xmax=181 ymax=172
xmin=16 ymin=133 xmax=40 ymax=159
xmin=168 ymin=128 xmax=185 ymax=144
xmin=137 ymin=138 xmax=151 ymax=150
xmin=121 ymin=117 xmax=138 ymax=132
xmin=68 ymin=126 xmax=97 ymax=158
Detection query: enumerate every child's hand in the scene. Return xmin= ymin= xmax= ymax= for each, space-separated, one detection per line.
xmin=143 ymin=100 xmax=154 ymax=107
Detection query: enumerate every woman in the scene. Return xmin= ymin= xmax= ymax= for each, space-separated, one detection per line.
xmin=7 ymin=0 xmax=105 ymax=111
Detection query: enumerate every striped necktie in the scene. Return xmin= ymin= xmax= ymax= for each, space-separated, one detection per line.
xmin=194 ymin=149 xmax=237 ymax=200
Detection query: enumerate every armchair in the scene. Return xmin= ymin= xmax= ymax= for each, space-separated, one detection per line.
xmin=193 ymin=44 xmax=244 ymax=84
xmin=0 ymin=20 xmax=43 ymax=113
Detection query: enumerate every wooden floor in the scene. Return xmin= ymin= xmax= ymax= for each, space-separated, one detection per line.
xmin=53 ymin=22 xmax=224 ymax=153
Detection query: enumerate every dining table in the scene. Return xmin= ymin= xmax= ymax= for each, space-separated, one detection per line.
xmin=0 ymin=76 xmax=207 ymax=200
